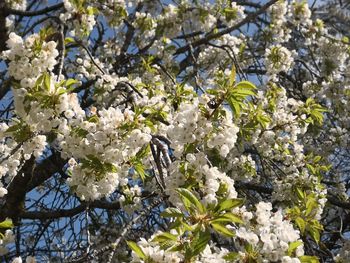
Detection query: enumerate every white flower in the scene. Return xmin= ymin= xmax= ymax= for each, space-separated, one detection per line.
xmin=290 ymin=1 xmax=312 ymax=26
xmin=265 ymin=45 xmax=295 ymax=76
xmin=0 ymin=187 xmax=8 ymax=197
xmin=11 ymin=257 xmax=22 ymax=263
xmin=25 ymin=256 xmax=36 ymax=263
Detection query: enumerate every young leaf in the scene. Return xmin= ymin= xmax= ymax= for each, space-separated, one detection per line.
xmin=215 ymin=198 xmax=244 ymax=213
xmin=299 ymin=255 xmax=320 ymax=263
xmin=127 ymin=241 xmax=146 ymax=260
xmin=235 ymin=81 xmax=256 ymax=91
xmin=176 ymin=188 xmax=205 ymax=214
xmin=44 ymin=73 xmax=51 ymax=92
xmin=223 ymin=252 xmax=239 ymax=261
xmin=152 ymin=232 xmax=178 ymax=249
xmin=229 ymin=64 xmax=236 ymax=87
xmin=161 ymin=207 xmax=184 ymax=218
xmin=0 ymin=219 xmax=13 ymax=229
xmin=65 ymin=79 xmax=79 ymax=88
xmin=191 ymin=230 xmax=211 ymax=257
xmin=305 ymin=197 xmax=317 ymax=216
xmin=65 ymin=37 xmax=75 ymax=45
xmin=211 ymin=223 xmax=235 ymax=237
xmin=210 ymin=217 xmax=232 ymax=224
xmin=295 ymin=187 xmax=305 ymax=200
xmin=295 ymin=217 xmax=306 ymax=234
xmin=287 ymin=240 xmax=303 ymax=256
xmin=221 ymin=212 xmax=244 ymax=224
xmin=134 ymin=162 xmax=147 ymax=181
xmin=309 ymin=227 xmax=320 ymax=244
xmin=227 ymin=97 xmax=241 ymax=117
xmin=152 ymin=232 xmax=178 ymax=242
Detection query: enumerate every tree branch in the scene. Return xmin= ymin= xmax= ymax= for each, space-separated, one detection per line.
xmin=174 ymin=0 xmax=278 ymax=55
xmin=19 ymin=200 xmax=122 ymax=220
xmin=4 ymin=2 xmax=64 ymax=17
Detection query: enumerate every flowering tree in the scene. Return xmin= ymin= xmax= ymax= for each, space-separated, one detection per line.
xmin=0 ymin=0 xmax=349 ymax=262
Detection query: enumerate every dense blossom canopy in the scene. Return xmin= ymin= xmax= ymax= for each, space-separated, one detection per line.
xmin=0 ymin=0 xmax=349 ymax=262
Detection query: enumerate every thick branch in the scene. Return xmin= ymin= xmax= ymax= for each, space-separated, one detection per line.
xmin=0 ymin=0 xmax=7 ymax=52
xmin=0 ymin=157 xmax=36 ymax=222
xmin=0 ymin=152 xmax=65 ymax=222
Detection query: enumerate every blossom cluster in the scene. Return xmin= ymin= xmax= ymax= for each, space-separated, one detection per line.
xmin=62 ymin=106 xmax=152 ymax=201
xmin=61 ymin=0 xmax=96 ymax=37
xmin=5 ymin=0 xmax=26 ymax=10
xmin=0 ymin=0 xmax=349 ymax=262
xmin=2 ymin=32 xmax=58 ymax=88
xmin=265 ymin=45 xmax=296 ymax=78
xmin=130 ymin=200 xmax=305 ymax=263
xmin=236 ymin=202 xmax=304 ymax=262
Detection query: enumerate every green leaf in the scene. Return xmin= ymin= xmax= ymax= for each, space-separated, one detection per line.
xmin=144 ymin=119 xmax=156 ymax=132
xmin=169 ymin=243 xmax=184 ymax=252
xmin=126 ymin=241 xmax=146 ymax=260
xmin=305 ymin=98 xmax=313 ymax=107
xmin=287 ymin=240 xmax=303 ymax=256
xmin=223 ymin=252 xmax=239 ymax=261
xmin=211 ymin=223 xmax=235 ymax=237
xmin=161 ymin=208 xmax=184 ymax=218
xmin=309 ymin=227 xmax=320 ymax=244
xmin=65 ymin=37 xmax=75 ymax=45
xmin=65 ymin=79 xmax=79 ymax=88
xmin=152 ymin=232 xmax=178 ymax=249
xmin=191 ymin=230 xmax=211 ymax=257
xmin=134 ymin=162 xmax=147 ymax=181
xmin=233 ymin=88 xmax=256 ymax=97
xmin=295 ymin=187 xmax=305 ymax=200
xmin=306 ymin=164 xmax=316 ymax=175
xmin=299 ymin=255 xmax=320 ymax=263
xmin=221 ymin=212 xmax=244 ymax=224
xmin=235 ymin=81 xmax=256 ymax=91
xmin=104 ymin=162 xmax=118 ymax=173
xmin=87 ymin=6 xmax=99 ymax=15
xmin=6 ymin=124 xmax=20 ymax=133
xmin=295 ymin=217 xmax=306 ymax=234
xmin=0 ymin=219 xmax=13 ymax=229
xmin=313 ymin=156 xmax=322 ymax=163
xmin=44 ymin=73 xmax=51 ymax=92
xmin=57 ymin=87 xmax=68 ymax=95
xmin=135 ymin=144 xmax=150 ymax=159
xmin=229 ymin=64 xmax=236 ymax=87
xmin=35 ymin=74 xmax=45 ymax=88
xmin=210 ymin=213 xmax=243 ymax=225
xmin=224 ymin=8 xmax=238 ymax=22
xmin=176 ymin=188 xmax=205 ymax=214
xmin=215 ymin=198 xmax=244 ymax=213
xmin=87 ymin=115 xmax=99 ymax=123
xmin=305 ymin=197 xmax=317 ymax=216
xmin=152 ymin=232 xmax=178 ymax=242
xmin=210 ymin=217 xmax=232 ymax=224
xmin=206 ymin=89 xmax=219 ymax=95
xmin=71 ymin=127 xmax=89 ymax=138
xmin=5 ymin=121 xmax=31 ymax=143
xmin=227 ymin=97 xmax=240 ymax=116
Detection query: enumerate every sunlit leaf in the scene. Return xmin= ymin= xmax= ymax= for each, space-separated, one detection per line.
xmin=127 ymin=241 xmax=146 ymax=260
xmin=176 ymin=188 xmax=205 ymax=214
xmin=211 ymin=223 xmax=235 ymax=237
